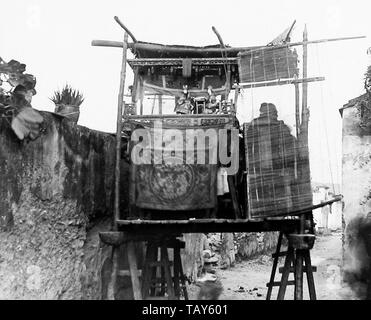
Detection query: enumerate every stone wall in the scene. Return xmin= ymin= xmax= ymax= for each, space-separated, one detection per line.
xmin=208 ymin=232 xmax=279 ymax=262
xmin=0 ymin=112 xmax=129 ymax=299
xmin=342 ymin=105 xmax=371 ymax=299
xmin=235 ymin=232 xmax=279 ymax=259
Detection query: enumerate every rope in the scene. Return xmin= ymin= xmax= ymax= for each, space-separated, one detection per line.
xmin=315 ymin=44 xmax=336 ymax=193
xmin=249 ymin=54 xmax=259 ymax=201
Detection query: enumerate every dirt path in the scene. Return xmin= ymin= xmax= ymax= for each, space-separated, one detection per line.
xmin=189 ymin=231 xmax=357 ymax=300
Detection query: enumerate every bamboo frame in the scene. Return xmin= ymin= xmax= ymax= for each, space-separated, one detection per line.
xmin=91 ymin=35 xmax=365 ymax=53
xmin=93 ymin=24 xmax=342 ymax=226
xmin=127 ymin=57 xmax=238 ymax=67
xmin=237 ymin=76 xmax=324 ymax=89
xmin=294 ymin=76 xmax=300 ymax=137
xmin=114 ymin=32 xmax=128 ymax=229
xmin=114 ymin=16 xmax=138 ymax=43
xmin=91 ymin=21 xmax=350 ymax=303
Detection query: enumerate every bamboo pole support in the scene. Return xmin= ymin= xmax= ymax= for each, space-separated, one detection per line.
xmin=91 ymin=35 xmax=365 ymax=53
xmin=233 ymin=85 xmax=239 ymax=115
xmin=114 ymin=16 xmax=138 ymax=43
xmin=211 ymin=26 xmax=230 ymax=98
xmin=114 ymin=32 xmax=129 ymax=230
xmin=294 ymin=75 xmax=300 ymax=138
xmin=299 ymin=25 xmax=309 ymax=235
xmin=158 ymin=94 xmax=163 ymax=115
xmin=298 ymin=25 xmax=315 ymax=238
xmin=127 ymin=241 xmax=143 ymax=300
xmin=113 ymin=33 xmax=143 ymax=301
xmin=237 ymin=76 xmax=325 ymax=90
xmin=302 ymin=25 xmax=308 ymax=125
xmin=294 ymin=75 xmax=300 ymax=180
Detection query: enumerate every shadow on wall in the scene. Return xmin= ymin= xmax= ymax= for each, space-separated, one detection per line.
xmin=343 ymin=213 xmax=371 ymax=300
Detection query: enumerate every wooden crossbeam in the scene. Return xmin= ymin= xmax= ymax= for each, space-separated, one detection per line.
xmin=99 ymin=231 xmax=183 ymax=245
xmin=116 ymin=196 xmax=342 ymax=227
xmin=237 ymin=76 xmax=325 ymax=89
xmin=115 ymin=218 xmax=300 ymax=234
xmin=127 ymin=57 xmax=238 ymax=67
xmin=272 ymin=251 xmax=288 ymax=258
xmin=267 ymin=280 xmax=295 ymax=287
xmin=91 ymin=35 xmax=365 ymax=53
xmin=278 ymin=266 xmax=317 ymax=273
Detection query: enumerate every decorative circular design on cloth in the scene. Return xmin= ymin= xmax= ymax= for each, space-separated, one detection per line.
xmin=149 ymin=161 xmax=195 ymax=202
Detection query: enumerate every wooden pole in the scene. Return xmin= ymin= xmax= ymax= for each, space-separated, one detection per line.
xmin=139 ymin=77 xmax=144 ymax=115
xmin=114 ymin=32 xmax=128 ymax=230
xmin=243 ymin=123 xmax=252 ymax=220
xmin=127 ymin=241 xmax=143 ymax=300
xmin=299 ymin=25 xmax=315 ymax=236
xmin=294 ymin=76 xmax=300 ymax=138
xmin=131 ymin=67 xmax=139 ymax=115
xmin=299 ymin=25 xmax=309 ymax=235
xmin=294 ymin=250 xmax=304 ymax=300
xmin=237 ymin=77 xmax=324 ymax=90
xmin=212 ymin=26 xmax=230 ymax=98
xmin=109 ymin=34 xmax=129 ymax=301
xmin=113 ymin=34 xmax=143 ymax=301
xmin=91 ymin=35 xmax=365 ymax=53
xmin=158 ymin=95 xmax=163 ymax=115
xmin=302 ymin=25 xmax=308 ymax=125
xmin=233 ymin=85 xmax=239 ymax=115
xmin=114 ymin=16 xmax=138 ymax=43
xmin=294 ymin=76 xmax=300 ymax=180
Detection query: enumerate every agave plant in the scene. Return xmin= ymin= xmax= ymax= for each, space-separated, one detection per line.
xmin=50 ymin=85 xmax=84 ymax=107
xmin=50 ymin=85 xmax=84 ymax=123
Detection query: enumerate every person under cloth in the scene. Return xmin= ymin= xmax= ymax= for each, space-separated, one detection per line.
xmin=245 ymin=102 xmax=298 ymax=210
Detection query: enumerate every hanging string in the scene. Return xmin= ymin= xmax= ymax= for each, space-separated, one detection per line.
xmin=311 ymin=45 xmax=327 ymax=185
xmin=315 ymin=43 xmax=336 ymax=194
xmin=249 ymin=53 xmax=260 ymax=202
xmin=250 ymin=50 xmax=279 ymax=214
xmin=318 ymin=44 xmax=341 ymax=193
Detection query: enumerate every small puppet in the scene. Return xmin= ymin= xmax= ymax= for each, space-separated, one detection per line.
xmin=204 ymin=86 xmax=219 ymax=114
xmin=174 ymin=85 xmax=194 ymax=114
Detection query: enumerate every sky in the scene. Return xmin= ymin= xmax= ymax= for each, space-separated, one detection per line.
xmin=1 ymin=0 xmax=371 ymax=189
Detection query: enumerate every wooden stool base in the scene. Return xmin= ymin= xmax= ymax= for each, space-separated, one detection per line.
xmin=266 ymin=232 xmax=317 ymax=300
xmin=141 ymin=238 xmax=188 ymax=300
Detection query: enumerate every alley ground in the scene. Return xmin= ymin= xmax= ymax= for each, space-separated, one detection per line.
xmin=189 ymin=230 xmax=357 ymax=300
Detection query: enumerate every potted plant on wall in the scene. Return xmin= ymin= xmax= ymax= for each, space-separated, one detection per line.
xmin=50 ymin=85 xmax=84 ymax=123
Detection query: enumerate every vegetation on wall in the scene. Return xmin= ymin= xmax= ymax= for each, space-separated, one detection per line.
xmin=0 ymin=57 xmax=44 ymax=141
xmin=354 ymin=65 xmax=371 ymax=132
xmin=0 ymin=57 xmax=37 ymax=116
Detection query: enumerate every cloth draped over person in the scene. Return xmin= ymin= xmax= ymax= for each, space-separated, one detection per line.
xmin=245 ymin=102 xmax=298 ymax=215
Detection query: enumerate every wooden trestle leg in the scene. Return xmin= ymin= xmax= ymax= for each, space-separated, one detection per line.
xmin=107 ymin=246 xmax=119 ymax=300
xmin=294 ymin=249 xmax=304 ymax=300
xmin=267 ymin=232 xmax=317 ymax=300
xmin=141 ymin=238 xmax=188 ymax=300
xmin=303 ymin=249 xmax=317 ymax=300
xmin=127 ymin=241 xmax=143 ymax=300
xmin=106 ymin=240 xmax=142 ymax=300
xmin=266 ymin=232 xmax=284 ymax=300
xmin=277 ymin=246 xmax=295 ymax=300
